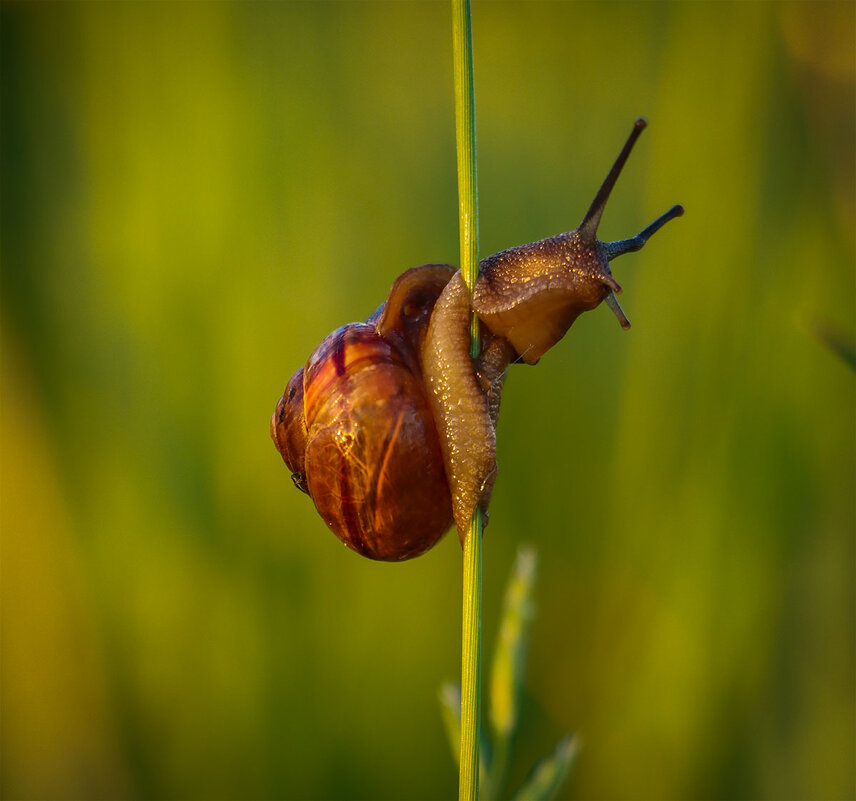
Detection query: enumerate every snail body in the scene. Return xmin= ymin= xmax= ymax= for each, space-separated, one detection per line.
xmin=272 ymin=119 xmax=683 ymax=561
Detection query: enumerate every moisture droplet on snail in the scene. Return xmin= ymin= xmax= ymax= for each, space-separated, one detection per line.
xmin=271 ymin=119 xmax=683 ymax=561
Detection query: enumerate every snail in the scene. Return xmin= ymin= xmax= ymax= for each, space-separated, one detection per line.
xmin=271 ymin=119 xmax=682 ymax=561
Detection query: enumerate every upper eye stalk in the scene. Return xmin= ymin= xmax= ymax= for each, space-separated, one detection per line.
xmin=578 ymin=117 xmax=684 ymax=329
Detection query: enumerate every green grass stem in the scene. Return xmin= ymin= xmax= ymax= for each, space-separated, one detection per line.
xmin=452 ymin=0 xmax=482 ymax=799
xmin=459 ymin=509 xmax=483 ymax=800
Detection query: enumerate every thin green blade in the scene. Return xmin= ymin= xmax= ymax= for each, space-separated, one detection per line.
xmin=511 ymin=734 xmax=580 ymax=801
xmin=485 ymin=546 xmax=538 ymax=798
xmin=440 ymin=681 xmax=491 ymax=783
xmin=810 ymin=318 xmax=856 ymax=372
xmin=439 ymin=682 xmax=463 ymax=767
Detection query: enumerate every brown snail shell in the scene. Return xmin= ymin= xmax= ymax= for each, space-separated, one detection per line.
xmin=272 ymin=265 xmax=457 ymax=561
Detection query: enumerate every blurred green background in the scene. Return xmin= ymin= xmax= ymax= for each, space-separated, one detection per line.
xmin=2 ymin=2 xmax=854 ymax=799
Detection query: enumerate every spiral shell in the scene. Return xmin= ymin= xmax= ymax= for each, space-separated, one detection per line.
xmin=272 ymin=265 xmax=458 ymax=561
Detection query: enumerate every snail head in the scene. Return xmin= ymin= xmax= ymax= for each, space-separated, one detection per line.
xmin=472 ymin=118 xmax=684 ymax=364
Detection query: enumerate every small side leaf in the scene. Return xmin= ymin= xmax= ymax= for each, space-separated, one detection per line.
xmin=439 ymin=681 xmax=492 ymax=783
xmin=809 ymin=318 xmax=856 ymax=372
xmin=490 ymin=546 xmax=537 ymax=735
xmin=486 ymin=546 xmax=538 ymax=798
xmin=511 ymin=734 xmax=580 ymax=801
xmin=439 ymin=682 xmax=462 ymax=767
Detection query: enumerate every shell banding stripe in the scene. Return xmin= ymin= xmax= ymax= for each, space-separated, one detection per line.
xmin=303 ymin=323 xmax=411 ymax=429
xmin=325 ymin=403 xmax=407 ymax=556
xmin=331 ymin=424 xmax=368 ymax=554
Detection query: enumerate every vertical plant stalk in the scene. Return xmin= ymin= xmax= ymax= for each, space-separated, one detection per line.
xmin=452 ymin=0 xmax=482 ymax=799
xmin=459 ymin=508 xmax=482 ymax=800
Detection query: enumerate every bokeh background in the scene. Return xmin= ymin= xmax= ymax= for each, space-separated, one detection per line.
xmin=2 ymin=2 xmax=854 ymax=799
